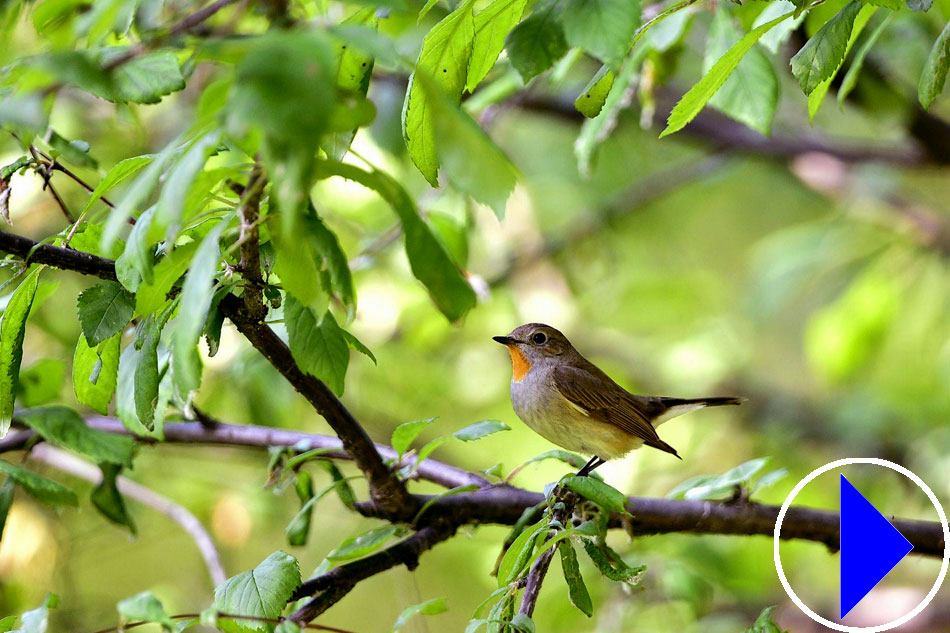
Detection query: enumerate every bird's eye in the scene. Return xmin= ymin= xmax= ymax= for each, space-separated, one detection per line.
xmin=531 ymin=332 xmax=547 ymax=345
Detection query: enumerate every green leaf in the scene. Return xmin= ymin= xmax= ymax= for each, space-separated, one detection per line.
xmin=0 ymin=267 xmax=39 ymax=437
xmin=327 ymin=525 xmax=399 ymax=561
xmin=669 ymin=457 xmax=770 ymax=500
xmin=13 ymin=594 xmax=58 ymax=633
xmin=790 ymin=2 xmax=862 ymax=96
xmin=580 ymin=539 xmax=644 ymax=584
xmin=342 ymin=330 xmax=375 ymax=364
xmin=116 ymin=316 xmax=162 ymax=435
xmin=392 ymin=418 xmax=435 ymax=457
xmin=304 ymin=213 xmax=356 ymax=321
xmin=754 ymin=0 xmax=804 ymax=54
xmin=226 ymin=31 xmax=335 ymax=236
xmin=77 ymin=280 xmax=135 ymax=346
xmin=0 ymin=616 xmax=12 ymax=633
xmin=497 ymin=520 xmax=545 ymax=585
xmin=135 ymin=243 xmax=198 ymax=316
xmin=91 ymin=462 xmax=136 ymax=533
xmin=920 ymin=19 xmax=950 ymax=109
xmin=44 ymin=130 xmax=97 ymax=168
xmin=403 ymin=0 xmax=476 ymax=186
xmin=510 ymin=613 xmax=535 ymax=633
xmin=284 ymin=297 xmax=349 ymax=396
xmin=154 ymin=130 xmax=221 ymax=243
xmin=17 ymin=359 xmax=65 ymax=407
xmin=80 ymin=154 xmax=154 ymax=218
xmin=806 ymin=5 xmax=876 ymax=122
xmin=117 ymin=591 xmax=174 ymax=631
xmin=419 ymin=75 xmax=518 ymax=217
xmin=742 ymin=606 xmax=789 ymax=633
xmin=73 ymin=334 xmax=120 ymax=414
xmin=560 ymin=0 xmax=639 ymax=70
xmin=0 ymin=460 xmax=77 ymax=506
xmin=507 ymin=449 xmax=590 ymax=482
xmin=466 ymin=0 xmax=528 ymax=91
xmin=504 ymin=0 xmax=568 ymax=82
xmin=0 ymin=478 xmax=14 ymax=543
xmin=115 ymin=206 xmax=157 ymax=292
xmin=286 ymin=470 xmax=314 ymax=547
xmin=103 ymin=139 xmax=179 ymax=252
xmin=172 ymin=222 xmax=225 ymax=398
xmin=453 ymin=419 xmax=509 ymax=441
xmin=108 ymin=50 xmax=185 ymax=104
xmin=839 ymin=13 xmax=892 ymax=106
xmin=558 ymin=541 xmax=592 ymax=616
xmin=392 ymin=598 xmax=447 ymax=631
xmin=753 ymin=468 xmax=789 ymax=494
xmin=561 ymin=475 xmax=628 ymax=513
xmin=704 ymin=8 xmax=779 ymax=135
xmin=574 ymin=65 xmax=614 ymax=118
xmin=661 ymin=9 xmax=793 ymax=137
xmin=316 ymin=160 xmax=476 ymax=322
xmin=327 ymin=9 xmax=377 ymax=161
xmin=213 ymin=551 xmax=301 ymax=633
xmin=18 ymin=406 xmax=134 ymax=466
xmin=575 ymin=49 xmax=644 ymax=176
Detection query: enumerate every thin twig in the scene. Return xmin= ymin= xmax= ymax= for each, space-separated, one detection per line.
xmin=518 ymin=487 xmax=577 ymax=618
xmin=89 ymin=610 xmax=355 ymax=633
xmin=28 ymin=444 xmax=227 ymax=585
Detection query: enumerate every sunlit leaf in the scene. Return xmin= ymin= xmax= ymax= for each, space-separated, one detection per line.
xmin=466 ymin=0 xmax=528 ymax=91
xmin=117 ymin=591 xmax=174 ymax=631
xmin=284 ymin=297 xmax=349 ymax=396
xmin=561 ymin=475 xmax=628 ymax=513
xmin=560 ymin=0 xmax=639 ymax=70
xmin=392 ymin=418 xmax=435 ymax=457
xmin=920 ymin=19 xmax=950 ymax=109
xmin=0 ymin=267 xmax=39 ymax=437
xmin=213 ymin=551 xmax=301 ymax=633
xmin=73 ymin=334 xmax=120 ymax=414
xmin=790 ymin=2 xmax=861 ymax=95
xmin=77 ymin=280 xmax=134 ymax=346
xmin=327 ymin=525 xmax=399 ymax=561
xmin=661 ymin=10 xmax=793 ymax=137
xmin=392 ymin=597 xmax=447 ymax=631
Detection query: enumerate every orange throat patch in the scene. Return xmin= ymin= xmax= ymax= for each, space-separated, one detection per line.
xmin=507 ymin=346 xmax=532 ymax=382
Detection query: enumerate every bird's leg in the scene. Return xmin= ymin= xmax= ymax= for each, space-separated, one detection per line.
xmin=576 ymin=456 xmax=605 ymax=477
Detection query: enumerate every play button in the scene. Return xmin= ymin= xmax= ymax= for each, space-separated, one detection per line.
xmin=774 ymin=458 xmax=950 ymax=632
xmin=839 ymin=474 xmax=914 ymax=618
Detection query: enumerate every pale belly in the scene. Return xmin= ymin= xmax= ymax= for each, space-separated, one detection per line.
xmin=510 ymin=378 xmax=641 ymax=459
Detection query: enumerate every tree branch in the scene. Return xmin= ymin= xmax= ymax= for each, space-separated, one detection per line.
xmin=288 ymin=522 xmax=458 ymax=623
xmin=0 ymin=229 xmax=416 ymax=517
xmin=235 ymin=164 xmax=267 ymax=320
xmin=3 ymin=417 xmax=944 ymax=558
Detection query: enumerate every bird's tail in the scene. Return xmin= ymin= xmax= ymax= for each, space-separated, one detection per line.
xmin=652 ymin=396 xmax=745 ymax=425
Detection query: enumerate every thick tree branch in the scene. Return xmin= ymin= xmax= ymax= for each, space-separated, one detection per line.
xmin=0 ymin=230 xmax=415 ymax=517
xmin=3 ymin=418 xmax=943 ymax=558
xmin=289 ymin=522 xmax=458 ymax=623
xmin=235 ymin=164 xmax=267 ymax=320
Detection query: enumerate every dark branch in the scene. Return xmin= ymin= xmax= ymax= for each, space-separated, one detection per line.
xmin=235 ymin=164 xmax=267 ymax=320
xmin=0 ymin=230 xmax=415 ymax=517
xmin=3 ymin=417 xmax=943 ymax=558
xmin=289 ymin=522 xmax=458 ymax=622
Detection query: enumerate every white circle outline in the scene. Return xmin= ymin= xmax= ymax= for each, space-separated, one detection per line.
xmin=773 ymin=457 xmax=950 ymax=633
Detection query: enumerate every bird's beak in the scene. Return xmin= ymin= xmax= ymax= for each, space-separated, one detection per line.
xmin=493 ymin=335 xmax=519 ymax=345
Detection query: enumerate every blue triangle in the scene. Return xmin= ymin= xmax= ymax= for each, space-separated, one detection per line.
xmin=840 ymin=474 xmax=914 ymax=618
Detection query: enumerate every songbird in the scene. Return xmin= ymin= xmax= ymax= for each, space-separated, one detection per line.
xmin=493 ymin=323 xmax=743 ymax=476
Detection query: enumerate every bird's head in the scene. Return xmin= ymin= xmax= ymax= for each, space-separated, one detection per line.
xmin=493 ymin=323 xmax=574 ymax=381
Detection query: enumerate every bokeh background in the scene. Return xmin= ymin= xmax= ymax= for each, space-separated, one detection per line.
xmin=2 ymin=1 xmax=950 ymax=631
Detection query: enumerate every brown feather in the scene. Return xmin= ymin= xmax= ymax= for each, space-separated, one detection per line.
xmin=551 ymin=364 xmax=680 ymax=457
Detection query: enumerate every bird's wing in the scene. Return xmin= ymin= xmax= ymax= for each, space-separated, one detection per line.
xmin=552 ymin=365 xmax=678 ymax=456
